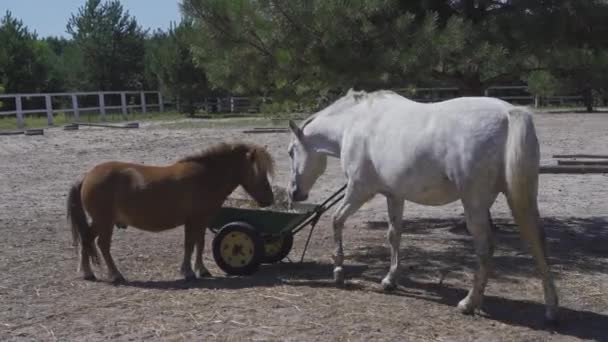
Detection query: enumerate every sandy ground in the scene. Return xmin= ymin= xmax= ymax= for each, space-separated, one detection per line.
xmin=0 ymin=113 xmax=607 ymax=341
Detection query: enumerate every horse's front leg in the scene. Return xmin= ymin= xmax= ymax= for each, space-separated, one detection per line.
xmin=381 ymin=196 xmax=404 ymax=291
xmin=194 ymin=226 xmax=211 ymax=278
xmin=332 ymin=185 xmax=371 ymax=285
xmin=457 ymin=203 xmax=494 ymax=314
xmin=181 ymin=223 xmax=197 ymax=281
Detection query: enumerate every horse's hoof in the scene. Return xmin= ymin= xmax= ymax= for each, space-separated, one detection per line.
xmin=381 ymin=277 xmax=396 ymax=291
xmin=457 ymin=298 xmax=477 ymax=315
xmin=83 ymin=274 xmax=96 ymax=281
xmin=333 ymin=267 xmax=345 ymax=286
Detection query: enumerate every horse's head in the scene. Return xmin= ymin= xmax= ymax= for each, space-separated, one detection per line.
xmin=239 ymin=145 xmax=275 ymax=207
xmin=287 ymin=120 xmax=327 ymax=202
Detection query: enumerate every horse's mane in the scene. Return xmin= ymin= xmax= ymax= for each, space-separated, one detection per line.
xmin=179 ymin=142 xmax=274 ymax=177
xmin=300 ymin=88 xmax=400 ymax=129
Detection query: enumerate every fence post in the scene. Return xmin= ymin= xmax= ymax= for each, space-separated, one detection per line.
xmin=140 ymin=92 xmax=147 ymax=114
xmin=230 ymin=97 xmax=235 ymax=112
xmin=158 ymin=92 xmax=164 ymax=112
xmin=120 ymin=92 xmax=127 ymax=119
xmin=484 ymin=89 xmax=489 ymax=97
xmin=71 ymin=94 xmax=79 ymax=121
xmin=45 ymin=95 xmax=53 ymax=126
xmin=534 ymin=95 xmax=539 ymax=108
xmin=16 ymin=95 xmax=24 ymax=129
xmin=98 ymin=93 xmax=106 ymax=121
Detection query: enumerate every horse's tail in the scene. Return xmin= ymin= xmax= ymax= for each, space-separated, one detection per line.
xmin=67 ymin=179 xmax=99 ymax=264
xmin=504 ymin=107 xmax=541 ymax=223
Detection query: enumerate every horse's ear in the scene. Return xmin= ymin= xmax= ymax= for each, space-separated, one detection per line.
xmin=288 ymin=120 xmax=304 ymax=141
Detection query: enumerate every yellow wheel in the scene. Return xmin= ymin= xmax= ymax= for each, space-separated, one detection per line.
xmin=212 ymin=222 xmax=263 ymax=275
xmin=262 ymin=233 xmax=294 ymax=263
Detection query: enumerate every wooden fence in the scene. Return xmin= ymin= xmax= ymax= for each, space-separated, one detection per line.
xmin=0 ymin=91 xmax=163 ymax=128
xmin=0 ymin=86 xmax=590 ymax=129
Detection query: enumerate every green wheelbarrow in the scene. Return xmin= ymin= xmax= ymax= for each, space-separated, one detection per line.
xmin=208 ymin=185 xmax=346 ymax=276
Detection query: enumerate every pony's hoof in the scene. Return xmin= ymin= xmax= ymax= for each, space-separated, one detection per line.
xmin=184 ymin=274 xmax=197 ymax=282
xmin=545 ymin=307 xmax=559 ymax=324
xmin=110 ymin=275 xmax=126 ymax=285
xmin=381 ymin=277 xmax=396 ymax=291
xmin=83 ymin=274 xmax=96 ymax=281
xmin=197 ymin=269 xmax=212 ymax=278
xmin=333 ymin=267 xmax=345 ymax=286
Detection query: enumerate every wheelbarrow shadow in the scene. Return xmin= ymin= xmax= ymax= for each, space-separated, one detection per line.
xmin=122 ymin=261 xmax=368 ymax=291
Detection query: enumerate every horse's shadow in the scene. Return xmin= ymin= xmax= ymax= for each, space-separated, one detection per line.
xmin=124 ymin=215 xmax=608 ymax=340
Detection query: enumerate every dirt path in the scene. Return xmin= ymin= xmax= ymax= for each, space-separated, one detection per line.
xmin=1 ymin=113 xmax=607 ymax=341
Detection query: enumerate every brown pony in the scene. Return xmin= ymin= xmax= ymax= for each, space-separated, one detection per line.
xmin=67 ymin=142 xmax=275 ymax=283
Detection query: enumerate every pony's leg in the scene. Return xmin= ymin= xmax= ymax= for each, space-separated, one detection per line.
xmin=79 ymin=236 xmax=96 ymax=281
xmin=180 ymin=223 xmax=197 ymax=281
xmin=381 ymin=196 xmax=404 ymax=291
xmin=95 ymin=222 xmax=125 ymax=284
xmin=332 ymin=185 xmax=372 ymax=285
xmin=457 ymin=204 xmax=494 ymax=314
xmin=509 ymin=202 xmax=559 ymax=322
xmin=194 ymin=227 xmax=211 ymax=278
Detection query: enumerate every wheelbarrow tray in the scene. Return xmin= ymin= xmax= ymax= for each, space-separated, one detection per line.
xmin=209 ymin=204 xmax=317 ymax=236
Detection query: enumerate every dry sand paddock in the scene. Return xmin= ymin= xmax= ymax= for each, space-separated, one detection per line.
xmin=0 ymin=113 xmax=607 ymax=341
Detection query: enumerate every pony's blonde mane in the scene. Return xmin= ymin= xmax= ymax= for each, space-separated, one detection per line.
xmin=180 ymin=142 xmax=274 ymax=177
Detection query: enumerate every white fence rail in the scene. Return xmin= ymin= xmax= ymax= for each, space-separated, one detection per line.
xmin=0 ymin=86 xmax=589 ymax=129
xmin=0 ymin=91 xmax=163 ymax=128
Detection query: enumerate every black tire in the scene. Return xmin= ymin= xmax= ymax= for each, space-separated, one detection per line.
xmin=262 ymin=233 xmax=294 ymax=264
xmin=212 ymin=222 xmax=264 ymax=276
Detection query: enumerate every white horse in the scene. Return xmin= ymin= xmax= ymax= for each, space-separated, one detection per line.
xmin=286 ymin=89 xmax=558 ymax=321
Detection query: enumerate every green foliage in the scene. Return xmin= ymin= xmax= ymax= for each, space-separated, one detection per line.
xmin=527 ymin=70 xmax=559 ymax=98
xmin=145 ymin=21 xmax=211 ymax=115
xmin=1 ymin=0 xmax=608 ymax=112
xmin=67 ymin=0 xmax=146 ymax=90
xmin=0 ymin=11 xmax=53 ymax=93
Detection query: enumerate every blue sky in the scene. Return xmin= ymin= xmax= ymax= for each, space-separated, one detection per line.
xmin=1 ymin=0 xmax=182 ymax=37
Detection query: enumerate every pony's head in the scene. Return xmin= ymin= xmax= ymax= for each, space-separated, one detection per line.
xmin=287 ymin=120 xmax=327 ymax=202
xmin=238 ymin=144 xmax=275 ymax=207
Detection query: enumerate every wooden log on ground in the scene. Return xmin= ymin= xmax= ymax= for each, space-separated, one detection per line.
xmin=72 ymin=122 xmax=139 ymax=129
xmin=557 ymin=160 xmax=608 ymax=166
xmin=540 ymin=165 xmax=608 ymax=174
xmin=242 ymin=128 xmax=289 ymax=134
xmin=64 ymin=124 xmax=79 ymax=131
xmin=552 ymin=154 xmax=608 ymax=159
xmin=0 ymin=130 xmax=24 ymax=136
xmin=24 ymin=129 xmax=44 ymax=136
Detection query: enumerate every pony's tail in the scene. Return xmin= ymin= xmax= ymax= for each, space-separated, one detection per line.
xmin=67 ymin=179 xmax=99 ymax=264
xmin=504 ymin=108 xmax=541 ymax=223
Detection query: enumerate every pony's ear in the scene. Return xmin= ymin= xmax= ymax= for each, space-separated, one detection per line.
xmin=246 ymin=149 xmax=256 ymax=161
xmin=288 ymin=120 xmax=304 ymax=141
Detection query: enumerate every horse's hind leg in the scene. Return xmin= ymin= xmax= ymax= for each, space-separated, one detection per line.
xmin=457 ymin=202 xmax=494 ymax=315
xmin=95 ymin=222 xmax=125 ymax=284
xmin=508 ymin=200 xmax=558 ymax=321
xmin=194 ymin=226 xmax=211 ymax=278
xmin=381 ymin=196 xmax=404 ymax=291
xmin=181 ymin=223 xmax=197 ymax=281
